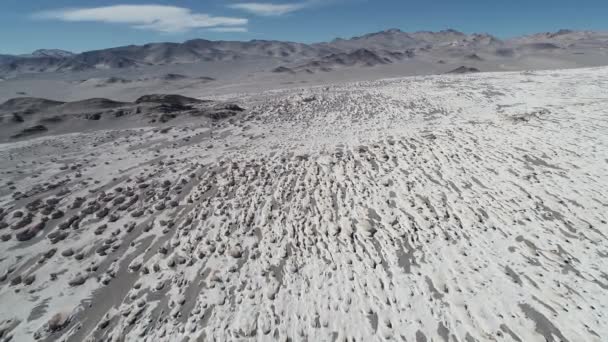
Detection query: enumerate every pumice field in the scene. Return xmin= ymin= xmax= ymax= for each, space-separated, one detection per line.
xmin=0 ymin=66 xmax=607 ymax=341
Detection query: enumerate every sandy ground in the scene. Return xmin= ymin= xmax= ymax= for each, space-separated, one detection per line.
xmin=0 ymin=66 xmax=607 ymax=341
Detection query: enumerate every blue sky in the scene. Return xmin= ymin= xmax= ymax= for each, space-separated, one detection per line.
xmin=1 ymin=0 xmax=607 ymax=54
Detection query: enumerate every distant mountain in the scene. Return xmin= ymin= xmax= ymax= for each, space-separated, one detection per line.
xmin=0 ymin=55 xmax=17 ymax=65
xmin=507 ymin=30 xmax=608 ymax=49
xmin=1 ymin=29 xmax=607 ymax=76
xmin=28 ymin=49 xmax=75 ymax=58
xmin=280 ymin=48 xmax=415 ymax=74
xmin=319 ymin=28 xmax=470 ymax=51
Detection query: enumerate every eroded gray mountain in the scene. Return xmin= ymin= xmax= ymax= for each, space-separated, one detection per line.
xmin=1 ymin=28 xmax=607 ymax=77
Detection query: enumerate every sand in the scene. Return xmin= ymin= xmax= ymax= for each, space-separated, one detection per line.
xmin=0 ymin=66 xmax=606 ymax=341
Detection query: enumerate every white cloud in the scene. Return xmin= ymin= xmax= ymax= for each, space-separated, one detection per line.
xmin=228 ymin=2 xmax=309 ymax=16
xmin=209 ymin=27 xmax=248 ymax=33
xmin=34 ymin=5 xmax=248 ymax=33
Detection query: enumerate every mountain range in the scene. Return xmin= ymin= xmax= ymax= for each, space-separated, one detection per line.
xmin=1 ymin=29 xmax=607 ymax=77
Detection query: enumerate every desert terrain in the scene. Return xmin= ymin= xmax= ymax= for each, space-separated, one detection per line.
xmin=0 ymin=61 xmax=606 ymax=341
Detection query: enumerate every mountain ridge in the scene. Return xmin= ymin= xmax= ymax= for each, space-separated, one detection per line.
xmin=1 ymin=28 xmax=607 ymax=76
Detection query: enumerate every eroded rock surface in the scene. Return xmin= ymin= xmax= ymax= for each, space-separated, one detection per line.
xmin=0 ymin=67 xmax=606 ymax=341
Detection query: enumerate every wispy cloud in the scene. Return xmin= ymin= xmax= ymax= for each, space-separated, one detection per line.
xmin=209 ymin=27 xmax=248 ymax=33
xmin=33 ymin=5 xmax=248 ymax=33
xmin=228 ymin=2 xmax=310 ymax=16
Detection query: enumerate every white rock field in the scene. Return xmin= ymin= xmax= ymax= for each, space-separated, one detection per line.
xmin=0 ymin=66 xmax=607 ymax=341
